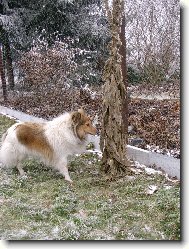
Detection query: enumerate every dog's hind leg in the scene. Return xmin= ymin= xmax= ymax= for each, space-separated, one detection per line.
xmin=16 ymin=162 xmax=26 ymax=176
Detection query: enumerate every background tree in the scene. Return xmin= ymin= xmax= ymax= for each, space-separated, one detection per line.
xmin=100 ymin=0 xmax=131 ymax=179
xmin=0 ymin=0 xmax=179 ymax=91
xmin=0 ymin=0 xmax=110 ymax=89
xmin=3 ymin=31 xmax=14 ymax=89
xmin=0 ymin=42 xmax=7 ymax=101
xmin=0 ymin=0 xmax=15 ymax=89
xmin=125 ymin=0 xmax=180 ymax=83
xmin=25 ymin=0 xmax=109 ymax=86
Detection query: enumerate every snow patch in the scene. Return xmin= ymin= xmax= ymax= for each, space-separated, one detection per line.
xmin=52 ymin=226 xmax=60 ymax=235
xmin=145 ymin=167 xmax=162 ymax=175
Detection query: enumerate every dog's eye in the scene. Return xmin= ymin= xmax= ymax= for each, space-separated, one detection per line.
xmin=86 ymin=123 xmax=90 ymax=126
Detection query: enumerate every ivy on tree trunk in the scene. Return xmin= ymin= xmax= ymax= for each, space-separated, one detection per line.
xmin=100 ymin=0 xmax=131 ymax=179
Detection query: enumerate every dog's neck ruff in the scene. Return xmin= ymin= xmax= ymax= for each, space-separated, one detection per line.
xmin=72 ymin=124 xmax=87 ymax=143
xmin=48 ymin=112 xmax=88 ymax=147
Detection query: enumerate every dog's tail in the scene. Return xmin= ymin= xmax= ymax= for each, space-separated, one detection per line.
xmin=0 ymin=130 xmax=17 ymax=168
xmin=0 ymin=132 xmax=7 ymax=167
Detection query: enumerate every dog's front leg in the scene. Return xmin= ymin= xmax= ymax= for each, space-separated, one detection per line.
xmin=56 ymin=159 xmax=72 ymax=183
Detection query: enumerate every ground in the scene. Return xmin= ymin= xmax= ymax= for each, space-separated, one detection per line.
xmin=0 ymin=115 xmax=180 ymax=240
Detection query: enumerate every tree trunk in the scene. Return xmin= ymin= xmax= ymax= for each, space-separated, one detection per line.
xmin=0 ymin=43 xmax=7 ymax=102
xmin=100 ymin=0 xmax=131 ymax=179
xmin=119 ymin=11 xmax=128 ymax=141
xmin=0 ymin=1 xmax=15 ymax=90
xmin=4 ymin=34 xmax=14 ymax=90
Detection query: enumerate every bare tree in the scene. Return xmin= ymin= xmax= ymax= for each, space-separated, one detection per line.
xmin=119 ymin=9 xmax=128 ymax=141
xmin=4 ymin=33 xmax=14 ymax=90
xmin=125 ymin=0 xmax=180 ymax=83
xmin=100 ymin=0 xmax=131 ymax=179
xmin=0 ymin=42 xmax=7 ymax=101
xmin=0 ymin=1 xmax=15 ymax=90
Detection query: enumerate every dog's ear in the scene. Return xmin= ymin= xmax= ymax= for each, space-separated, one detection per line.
xmin=89 ymin=116 xmax=93 ymax=121
xmin=72 ymin=111 xmax=82 ymax=124
xmin=78 ymin=108 xmax=85 ymax=115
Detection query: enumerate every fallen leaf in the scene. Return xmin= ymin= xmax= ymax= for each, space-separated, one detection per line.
xmin=78 ymin=209 xmax=88 ymax=219
xmin=146 ymin=185 xmax=158 ymax=195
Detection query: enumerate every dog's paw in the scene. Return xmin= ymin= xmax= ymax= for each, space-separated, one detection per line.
xmin=20 ymin=174 xmax=28 ymax=180
xmin=65 ymin=178 xmax=73 ymax=186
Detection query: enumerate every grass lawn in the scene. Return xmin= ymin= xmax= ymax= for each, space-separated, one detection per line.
xmin=0 ymin=114 xmax=180 ymax=240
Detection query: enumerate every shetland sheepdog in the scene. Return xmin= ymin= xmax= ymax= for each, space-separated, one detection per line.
xmin=0 ymin=108 xmax=96 ymax=183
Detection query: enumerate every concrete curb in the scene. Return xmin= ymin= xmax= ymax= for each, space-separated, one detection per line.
xmin=0 ymin=105 xmax=46 ymax=123
xmin=127 ymin=145 xmax=180 ymax=179
xmin=0 ymin=105 xmax=180 ymax=179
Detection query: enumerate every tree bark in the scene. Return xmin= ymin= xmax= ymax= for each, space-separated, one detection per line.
xmin=4 ymin=33 xmax=14 ymax=90
xmin=100 ymin=0 xmax=131 ymax=179
xmin=0 ymin=1 xmax=15 ymax=90
xmin=119 ymin=10 xmax=128 ymax=141
xmin=0 ymin=43 xmax=7 ymax=102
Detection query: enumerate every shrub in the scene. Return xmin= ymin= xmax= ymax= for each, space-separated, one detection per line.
xmin=127 ymin=66 xmax=142 ymax=84
xmin=17 ymin=40 xmax=77 ymax=88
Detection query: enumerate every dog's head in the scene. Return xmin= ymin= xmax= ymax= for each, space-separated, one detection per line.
xmin=71 ymin=108 xmax=97 ymax=140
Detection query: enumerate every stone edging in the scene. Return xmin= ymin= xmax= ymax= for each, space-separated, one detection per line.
xmin=0 ymin=105 xmax=180 ymax=179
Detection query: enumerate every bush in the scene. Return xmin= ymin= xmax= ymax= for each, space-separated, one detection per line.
xmin=17 ymin=40 xmax=77 ymax=88
xmin=127 ymin=66 xmax=142 ymax=84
